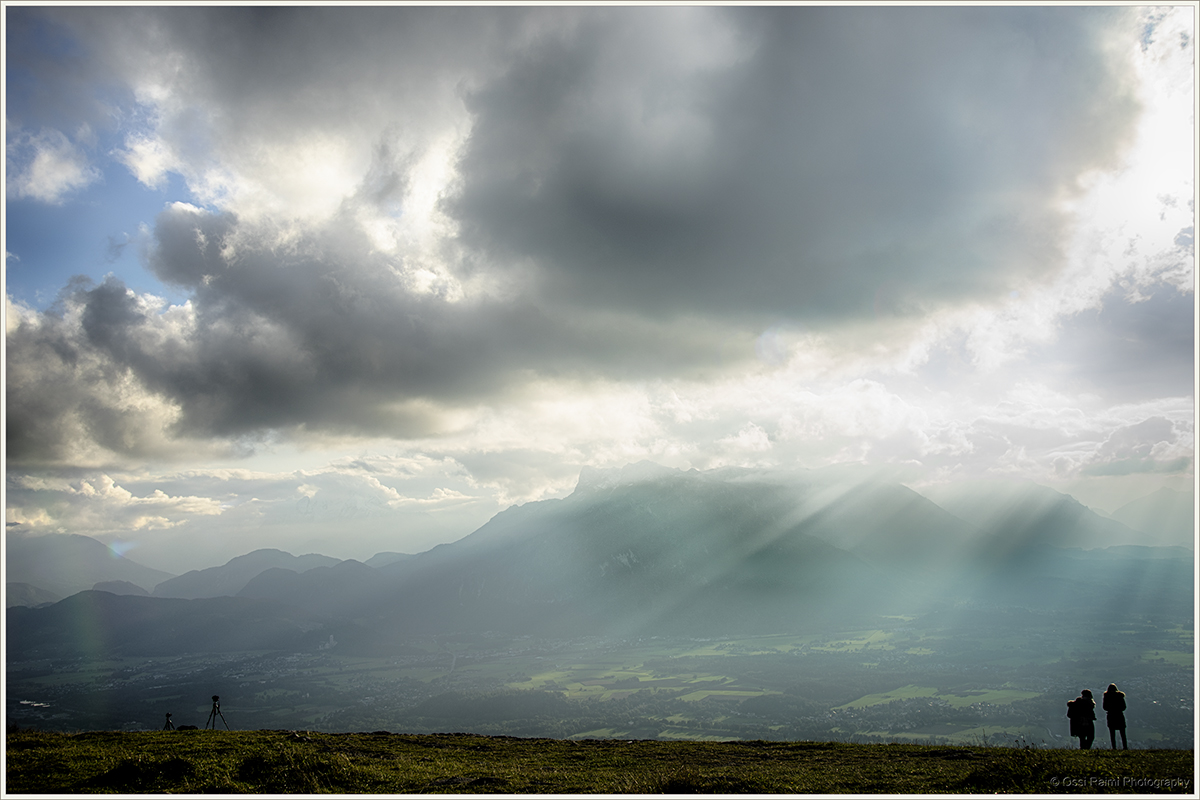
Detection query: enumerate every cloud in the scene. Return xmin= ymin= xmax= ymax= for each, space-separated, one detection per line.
xmin=448 ymin=7 xmax=1142 ymax=321
xmin=5 ymin=7 xmax=1155 ymax=464
xmin=3 ymin=10 xmax=126 ymax=134
xmin=3 ymin=453 xmax=499 ymax=570
xmin=117 ymin=134 xmax=175 ymax=190
xmin=4 ymin=293 xmax=204 ymax=466
xmin=1079 ymin=416 xmax=1193 ymax=476
xmin=5 ymin=199 xmax=752 ymax=466
xmin=1082 ymin=456 xmax=1191 ymax=477
xmin=5 ymin=472 xmax=223 ymax=537
xmin=37 ymin=5 xmax=529 ymax=223
xmin=6 ymin=127 xmax=100 ymax=204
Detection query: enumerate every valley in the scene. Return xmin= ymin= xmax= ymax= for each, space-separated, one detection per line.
xmin=8 ymin=607 xmax=1192 ymax=747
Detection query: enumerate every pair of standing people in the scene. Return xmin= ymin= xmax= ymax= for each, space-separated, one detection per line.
xmin=1067 ymin=684 xmax=1127 ymax=749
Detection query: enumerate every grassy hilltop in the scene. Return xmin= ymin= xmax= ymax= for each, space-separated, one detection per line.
xmin=5 ymin=728 xmax=1194 ymax=794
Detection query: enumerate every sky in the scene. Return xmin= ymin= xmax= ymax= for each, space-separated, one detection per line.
xmin=4 ymin=5 xmax=1195 ymax=574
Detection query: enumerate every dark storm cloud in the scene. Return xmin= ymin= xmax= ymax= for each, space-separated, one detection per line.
xmin=5 ymin=285 xmax=173 ymax=465
xmin=6 ymin=203 xmax=745 ymax=463
xmin=28 ymin=4 xmax=553 ymax=185
xmin=448 ymin=7 xmax=1140 ymax=319
xmin=34 ymin=6 xmax=507 ymax=121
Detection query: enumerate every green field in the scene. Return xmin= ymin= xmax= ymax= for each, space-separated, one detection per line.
xmin=1143 ymin=650 xmax=1194 ymax=667
xmin=4 ymin=729 xmax=1194 ymax=794
xmin=837 ymin=685 xmax=1041 ymax=711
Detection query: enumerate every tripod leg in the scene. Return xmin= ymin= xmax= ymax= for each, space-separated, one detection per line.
xmin=218 ymin=710 xmax=230 ymax=730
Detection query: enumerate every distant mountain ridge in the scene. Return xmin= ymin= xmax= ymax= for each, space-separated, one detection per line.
xmin=6 ymin=465 xmax=1193 ymax=658
xmin=93 ymin=580 xmax=150 ymax=597
xmin=238 ymin=560 xmax=390 ymax=616
xmin=5 ymin=533 xmax=176 ymax=600
xmin=363 ymin=552 xmax=413 ymax=569
xmin=1109 ymin=487 xmax=1195 ymax=548
xmin=920 ymin=478 xmax=1145 ymax=554
xmin=152 ymin=549 xmax=343 ymax=599
xmin=7 ymin=591 xmax=316 ymax=657
xmin=6 ymin=582 xmax=62 ymax=609
xmin=99 ymin=465 xmax=935 ymax=641
xmin=245 ymin=463 xmax=1177 ymax=642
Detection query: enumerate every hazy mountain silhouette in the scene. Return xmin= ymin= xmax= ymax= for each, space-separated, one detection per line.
xmin=6 ymin=591 xmax=313 ymax=658
xmin=238 ymin=560 xmax=391 ymax=617
xmin=910 ymin=480 xmax=1190 ymax=615
xmin=6 ymin=582 xmax=62 ymax=609
xmin=187 ymin=463 xmax=944 ymax=642
xmin=355 ymin=464 xmax=979 ymax=639
xmin=987 ymin=540 xmax=1191 ymax=616
xmin=363 ymin=552 xmax=414 ymax=568
xmin=751 ymin=474 xmax=973 ymax=574
xmin=5 ymin=533 xmax=175 ymax=599
xmin=920 ymin=478 xmax=1143 ymax=558
xmin=92 ymin=580 xmax=150 ymax=596
xmin=1109 ymin=487 xmax=1195 ymax=548
xmin=152 ymin=548 xmax=342 ymax=599
xmin=7 ymin=464 xmax=1192 ymax=659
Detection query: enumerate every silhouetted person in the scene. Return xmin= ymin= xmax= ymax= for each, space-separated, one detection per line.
xmin=1067 ymin=689 xmax=1096 ymax=749
xmin=1103 ymin=683 xmax=1127 ymax=749
xmin=163 ymin=712 xmax=174 ymax=731
xmin=206 ymin=695 xmax=229 ymax=730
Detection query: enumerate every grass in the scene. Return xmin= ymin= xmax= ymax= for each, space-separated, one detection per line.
xmin=5 ymin=728 xmax=1193 ymax=794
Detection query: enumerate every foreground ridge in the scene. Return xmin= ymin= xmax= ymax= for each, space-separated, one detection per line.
xmin=6 ymin=729 xmax=1194 ymax=794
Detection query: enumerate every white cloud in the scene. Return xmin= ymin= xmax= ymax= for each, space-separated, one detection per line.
xmin=7 ymin=473 xmax=223 ymax=538
xmin=1059 ymin=7 xmax=1194 ymax=297
xmin=6 ymin=127 xmax=99 ymax=203
xmin=117 ymin=133 xmax=175 ymax=189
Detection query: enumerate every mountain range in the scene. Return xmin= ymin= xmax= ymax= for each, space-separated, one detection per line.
xmin=6 ymin=464 xmax=1194 ymax=657
xmin=153 ymin=548 xmax=342 ymax=599
xmin=5 ymin=533 xmax=175 ymax=602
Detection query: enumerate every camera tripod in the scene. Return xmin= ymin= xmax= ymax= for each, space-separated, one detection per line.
xmin=206 ymin=695 xmax=229 ymax=730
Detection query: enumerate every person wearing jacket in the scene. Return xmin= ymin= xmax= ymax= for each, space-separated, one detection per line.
xmin=1103 ymin=683 xmax=1127 ymax=750
xmin=1066 ymin=689 xmax=1096 ymax=749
